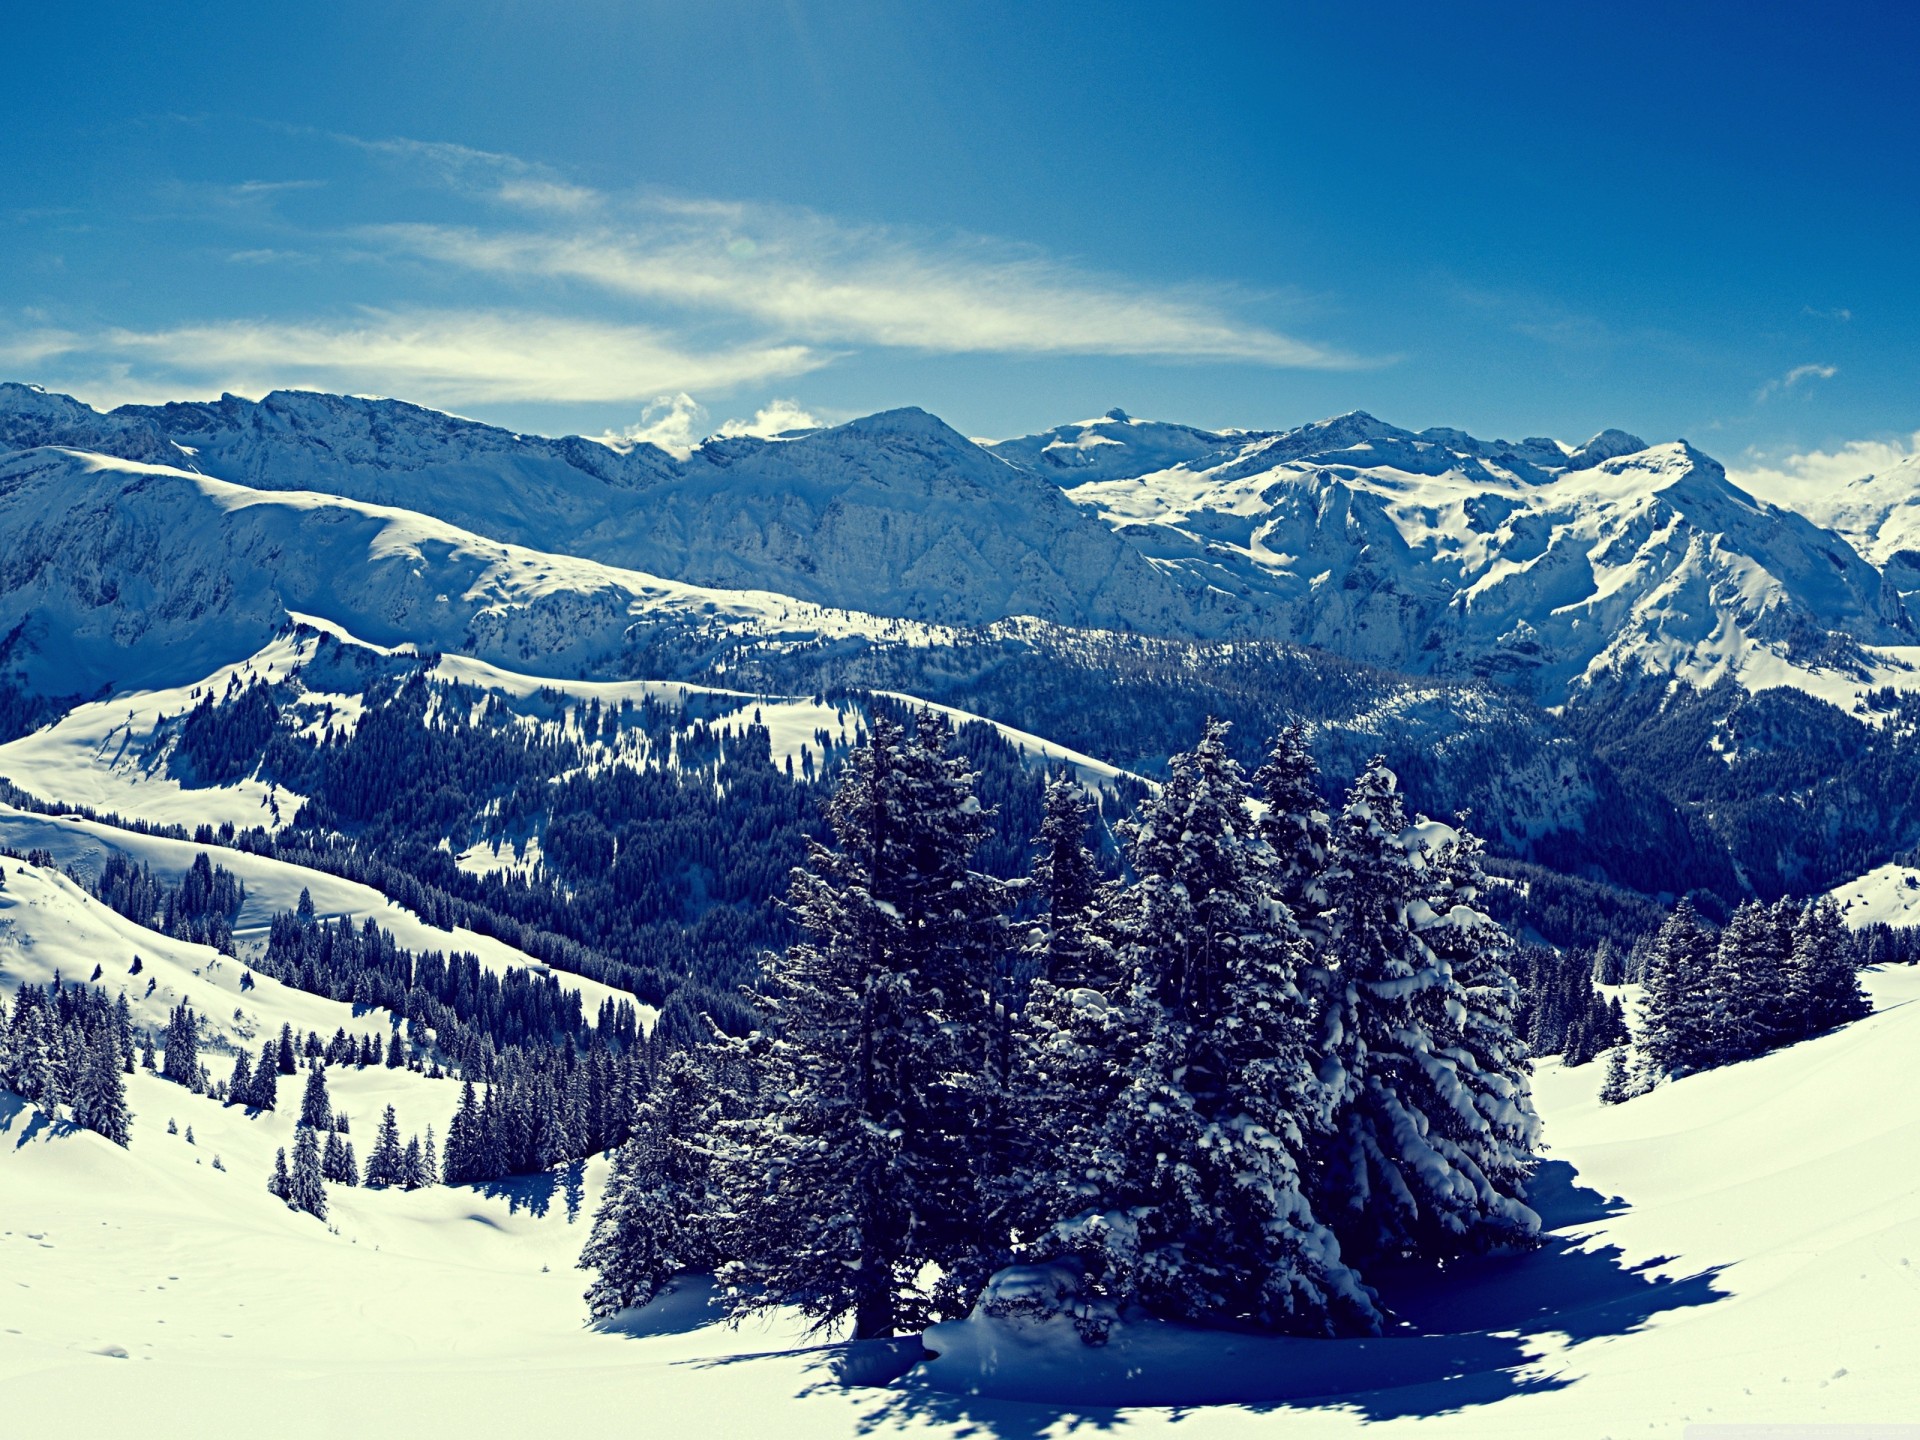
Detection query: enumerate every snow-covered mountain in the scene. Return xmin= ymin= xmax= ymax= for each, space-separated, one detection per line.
xmin=995 ymin=411 xmax=1916 ymax=705
xmin=9 ymin=383 xmax=1915 ymax=717
xmin=11 ymin=386 xmax=1197 ymax=635
xmin=0 ymin=444 xmax=947 ymax=699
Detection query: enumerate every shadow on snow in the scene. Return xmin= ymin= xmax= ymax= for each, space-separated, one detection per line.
xmin=647 ymin=1157 xmax=1729 ymax=1437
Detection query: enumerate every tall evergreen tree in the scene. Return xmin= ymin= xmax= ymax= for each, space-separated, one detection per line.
xmin=322 ymin=1129 xmax=359 ymax=1185
xmin=1791 ymin=899 xmax=1873 ymax=1036
xmin=1030 ymin=721 xmax=1376 ymax=1334
xmin=227 ymin=1049 xmax=253 ymax=1107
xmin=298 ymin=1064 xmax=333 ymax=1130
xmin=1409 ymin=828 xmax=1543 ymax=1250
xmin=1637 ymin=900 xmax=1716 ymax=1077
xmin=581 ymin=1047 xmax=727 ymax=1318
xmin=1599 ymin=1046 xmax=1633 ymax=1105
xmin=72 ymin=1028 xmax=133 ymax=1145
xmin=287 ymin=1126 xmax=328 ymax=1219
xmin=716 ymin=710 xmax=1010 ymax=1339
xmin=161 ymin=1003 xmax=200 ymax=1088
xmin=1253 ymin=718 xmax=1333 ymax=940
xmin=1026 ymin=774 xmax=1107 ymax=987
xmin=1314 ymin=761 xmax=1539 ymax=1264
xmin=249 ymin=1040 xmax=280 ymax=1110
xmin=1711 ymin=900 xmax=1794 ymax=1062
xmin=366 ymin=1104 xmax=405 ymax=1188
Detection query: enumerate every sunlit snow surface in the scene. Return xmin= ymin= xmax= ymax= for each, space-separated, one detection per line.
xmin=4 ymin=852 xmax=1918 ymax=1437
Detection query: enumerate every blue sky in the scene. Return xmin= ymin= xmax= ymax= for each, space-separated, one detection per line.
xmin=4 ymin=1 xmax=1916 ymax=475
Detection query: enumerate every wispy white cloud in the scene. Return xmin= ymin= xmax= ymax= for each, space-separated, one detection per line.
xmin=0 ymin=327 xmax=84 ymax=368
xmin=597 ymin=394 xmax=824 ymax=458
xmin=347 ymin=135 xmax=601 ymax=215
xmin=11 ymin=311 xmax=822 ymax=409
xmin=1754 ymin=361 xmax=1837 ymax=403
xmin=1802 ymin=305 xmax=1853 ymax=322
xmin=1732 ymin=430 xmax=1920 ymax=501
xmin=343 ymin=138 xmax=1348 ymax=365
xmin=716 ymin=397 xmax=820 ymax=439
xmin=359 ymin=183 xmax=1356 ymax=366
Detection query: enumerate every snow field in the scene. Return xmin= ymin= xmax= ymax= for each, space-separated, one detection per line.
xmin=6 ymin=868 xmax=1920 ymax=1436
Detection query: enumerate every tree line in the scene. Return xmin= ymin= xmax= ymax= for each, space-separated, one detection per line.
xmin=580 ymin=712 xmax=1543 ymax=1343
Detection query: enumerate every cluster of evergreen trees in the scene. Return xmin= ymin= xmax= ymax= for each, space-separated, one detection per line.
xmin=1629 ymin=895 xmax=1871 ymax=1086
xmin=266 ymin=1076 xmax=439 ymax=1220
xmin=253 ymin=901 xmax=646 ymax=1067
xmin=581 ymin=713 xmax=1542 ymax=1343
xmin=1516 ymin=945 xmax=1629 ymax=1065
xmin=440 ymin=1042 xmax=649 ymax=1183
xmin=0 ymin=977 xmax=134 ymax=1145
xmin=91 ymin=851 xmax=244 ymax=955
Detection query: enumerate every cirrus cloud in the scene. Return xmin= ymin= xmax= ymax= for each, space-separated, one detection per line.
xmin=17 ymin=310 xmax=823 ymax=409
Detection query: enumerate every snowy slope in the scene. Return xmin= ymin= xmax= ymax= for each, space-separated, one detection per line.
xmin=6 ymin=857 xmax=1918 ymax=1436
xmin=11 ymin=388 xmax=1201 ymax=635
xmin=1827 ymin=861 xmax=1920 ymax=928
xmin=0 ymin=807 xmax=644 ymax=1023
xmin=0 ymin=446 xmax=953 ymax=700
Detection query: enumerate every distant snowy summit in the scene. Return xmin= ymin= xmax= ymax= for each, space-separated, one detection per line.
xmin=1 ymin=380 xmax=1916 ymax=713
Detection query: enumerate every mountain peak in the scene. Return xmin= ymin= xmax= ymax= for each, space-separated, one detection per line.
xmin=1569 ymin=428 xmax=1650 ymax=468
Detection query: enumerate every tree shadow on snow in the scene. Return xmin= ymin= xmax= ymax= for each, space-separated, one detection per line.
xmin=468 ymin=1159 xmax=587 ymax=1222
xmin=0 ymin=1092 xmax=74 ymax=1148
xmin=762 ymin=1158 xmax=1730 ymax=1437
xmin=1364 ymin=1159 xmax=1728 ymax=1352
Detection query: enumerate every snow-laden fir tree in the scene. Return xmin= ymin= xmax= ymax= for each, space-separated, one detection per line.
xmin=402 ymin=1136 xmax=427 ymax=1190
xmin=1253 ymin=719 xmax=1333 ymax=943
xmin=1711 ymin=900 xmax=1795 ymax=1063
xmin=1598 ymin=1046 xmax=1633 ymax=1105
xmin=1404 ymin=826 xmax=1542 ymax=1252
xmin=299 ymin=1063 xmax=332 ymax=1129
xmin=249 ymin=1040 xmax=279 ymax=1110
xmin=1790 ymin=898 xmax=1872 ymax=1036
xmin=581 ymin=1046 xmax=727 ymax=1318
xmin=286 ymin=1125 xmax=328 ymax=1220
xmin=227 ymin=1049 xmax=253 ymax=1107
xmin=1029 ymin=720 xmax=1377 ymax=1335
xmin=71 ymin=1029 xmax=132 ymax=1146
xmin=366 ymin=1104 xmax=405 ymax=1188
xmin=322 ymin=1129 xmax=359 ymax=1185
xmin=1637 ymin=900 xmax=1717 ymax=1077
xmin=113 ymin=993 xmax=135 ymax=1074
xmin=997 ymin=775 xmax=1126 ymax=1279
xmin=716 ymin=709 xmax=1010 ymax=1339
xmin=1026 ymin=773 xmax=1108 ymax=988
xmin=1313 ymin=760 xmax=1540 ymax=1264
xmin=443 ymin=1080 xmax=483 ymax=1184
xmin=161 ymin=1003 xmax=199 ymax=1088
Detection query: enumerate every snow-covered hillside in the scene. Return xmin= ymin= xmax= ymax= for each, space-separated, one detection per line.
xmin=0 ymin=805 xmax=643 ymax=1023
xmin=0 ymin=446 xmax=951 ymax=699
xmin=6 ymin=853 xmax=1918 ymax=1436
xmin=1828 ymin=861 xmax=1920 ymax=928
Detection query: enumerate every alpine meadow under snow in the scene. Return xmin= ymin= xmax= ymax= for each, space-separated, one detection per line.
xmin=5 ymin=380 xmax=1920 ymax=1434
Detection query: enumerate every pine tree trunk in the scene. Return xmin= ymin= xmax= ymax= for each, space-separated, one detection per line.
xmin=853 ymin=1288 xmax=895 ymax=1341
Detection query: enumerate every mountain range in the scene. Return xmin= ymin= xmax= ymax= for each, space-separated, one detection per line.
xmin=5 ymin=379 xmax=1920 ymax=912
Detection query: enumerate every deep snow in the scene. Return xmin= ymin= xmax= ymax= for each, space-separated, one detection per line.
xmin=5 ymin=850 xmax=1918 ymax=1437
